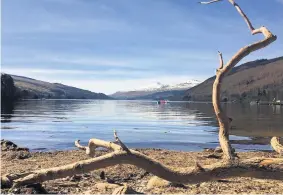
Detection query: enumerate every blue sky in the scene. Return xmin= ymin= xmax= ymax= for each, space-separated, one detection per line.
xmin=1 ymin=0 xmax=283 ymax=94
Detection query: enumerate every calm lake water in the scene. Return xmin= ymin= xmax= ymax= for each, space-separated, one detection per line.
xmin=1 ymin=100 xmax=283 ymax=152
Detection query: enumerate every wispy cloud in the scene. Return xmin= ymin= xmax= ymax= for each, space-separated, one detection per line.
xmin=2 ymin=0 xmax=283 ymax=93
xmin=2 ymin=67 xmax=150 ymax=78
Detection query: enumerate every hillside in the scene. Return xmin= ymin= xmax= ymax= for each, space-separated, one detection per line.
xmin=129 ymin=89 xmax=187 ymax=100
xmin=1 ymin=74 xmax=17 ymax=103
xmin=182 ymin=57 xmax=283 ymax=102
xmin=1 ymin=74 xmax=111 ymax=100
xmin=111 ymin=80 xmax=200 ymax=100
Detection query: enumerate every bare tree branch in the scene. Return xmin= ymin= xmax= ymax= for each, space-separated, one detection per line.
xmin=199 ymin=0 xmax=222 ymax=4
xmin=227 ymin=0 xmax=254 ymax=33
xmin=114 ymin=130 xmax=130 ymax=152
xmin=204 ymin=0 xmax=277 ymax=160
xmin=218 ymin=51 xmax=224 ymax=70
xmin=75 ymin=138 xmax=122 ymax=156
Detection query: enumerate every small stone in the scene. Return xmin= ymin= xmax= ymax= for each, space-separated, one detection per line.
xmin=83 ymin=173 xmax=91 ymax=178
xmin=112 ymin=184 xmax=138 ymax=194
xmin=13 ymin=188 xmax=20 ymax=194
xmin=95 ymin=183 xmax=120 ymax=191
xmin=17 ymin=147 xmax=29 ymax=152
xmin=200 ymin=182 xmax=208 ymax=187
xmin=106 ymin=177 xmax=115 ymax=183
xmin=146 ymin=176 xmax=170 ymax=189
xmin=17 ymin=151 xmax=31 ymax=159
xmin=203 ymin=148 xmax=214 ymax=152
xmin=25 ymin=188 xmax=33 ymax=194
xmin=20 ymin=183 xmax=48 ymax=194
xmin=1 ymin=174 xmax=12 ymax=188
xmin=70 ymin=174 xmax=82 ymax=181
xmin=83 ymin=190 xmax=93 ymax=194
xmin=170 ymin=183 xmax=187 ymax=188
xmin=100 ymin=171 xmax=105 ymax=180
xmin=64 ymin=176 xmax=71 ymax=181
xmin=214 ymin=146 xmax=222 ymax=153
xmin=81 ymin=182 xmax=88 ymax=187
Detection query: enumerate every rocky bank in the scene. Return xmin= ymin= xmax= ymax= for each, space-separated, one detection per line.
xmin=1 ymin=140 xmax=283 ymax=194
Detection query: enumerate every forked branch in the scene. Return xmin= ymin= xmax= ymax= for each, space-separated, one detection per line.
xmin=204 ymin=0 xmax=277 ymax=160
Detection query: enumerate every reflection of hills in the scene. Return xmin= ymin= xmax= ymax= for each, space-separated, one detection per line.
xmin=228 ymin=104 xmax=283 ymax=137
xmin=186 ymin=103 xmax=283 ymax=137
xmin=2 ymin=100 xmax=282 ymax=139
xmin=119 ymin=101 xmax=216 ymax=127
xmin=0 ymin=100 xmax=87 ymax=123
xmin=121 ymin=101 xmax=283 ymax=137
xmin=1 ymin=102 xmax=15 ymax=123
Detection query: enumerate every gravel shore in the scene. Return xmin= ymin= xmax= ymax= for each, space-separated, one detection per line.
xmin=1 ymin=144 xmax=283 ymax=194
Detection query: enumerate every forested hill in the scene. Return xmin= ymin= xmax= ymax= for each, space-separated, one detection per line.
xmin=1 ymin=74 xmax=111 ymax=101
xmin=182 ymin=57 xmax=283 ymax=102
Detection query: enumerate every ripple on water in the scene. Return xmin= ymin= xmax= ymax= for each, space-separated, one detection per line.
xmin=1 ymin=100 xmax=283 ymax=151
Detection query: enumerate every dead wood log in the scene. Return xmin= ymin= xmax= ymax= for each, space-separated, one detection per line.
xmin=5 ymin=133 xmax=283 ymax=189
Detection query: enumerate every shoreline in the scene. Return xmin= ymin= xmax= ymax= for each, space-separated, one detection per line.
xmin=0 ymin=136 xmax=275 ymax=153
xmin=1 ymin=141 xmax=283 ymax=194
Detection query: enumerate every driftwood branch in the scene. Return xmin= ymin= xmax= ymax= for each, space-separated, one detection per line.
xmin=199 ymin=0 xmax=222 ymax=4
xmin=75 ymin=138 xmax=121 ymax=157
xmin=114 ymin=130 xmax=130 ymax=152
xmin=217 ymin=51 xmax=224 ymax=70
xmin=228 ymin=0 xmax=254 ymax=32
xmin=6 ymin=137 xmax=283 ymax=189
xmin=204 ymin=0 xmax=277 ymax=160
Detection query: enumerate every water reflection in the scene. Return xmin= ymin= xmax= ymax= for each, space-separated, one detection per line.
xmin=1 ymin=100 xmax=282 ymax=151
xmin=1 ymin=102 xmax=15 ymax=123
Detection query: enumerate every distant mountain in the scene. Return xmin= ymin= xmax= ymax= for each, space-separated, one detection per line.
xmin=130 ymin=89 xmax=187 ymax=100
xmin=1 ymin=74 xmax=111 ymax=100
xmin=135 ymin=80 xmax=200 ymax=91
xmin=110 ymin=80 xmax=200 ymax=100
xmin=181 ymin=57 xmax=283 ymax=102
